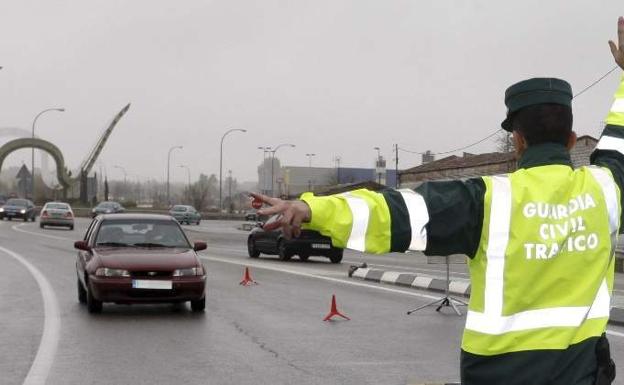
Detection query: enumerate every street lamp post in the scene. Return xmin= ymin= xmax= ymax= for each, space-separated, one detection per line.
xmin=258 ymin=146 xmax=270 ymax=194
xmin=373 ymin=147 xmax=382 ymax=184
xmin=167 ymin=146 xmax=183 ymax=206
xmin=31 ymin=108 xmax=64 ymax=200
xmin=270 ymin=143 xmax=296 ymax=197
xmin=178 ymin=165 xmax=191 ymax=201
xmin=219 ymin=129 xmax=246 ymax=212
xmin=305 ymin=153 xmax=316 ymax=191
xmin=113 ymin=165 xmax=127 ymax=200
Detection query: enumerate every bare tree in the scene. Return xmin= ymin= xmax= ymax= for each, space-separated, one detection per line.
xmin=190 ymin=173 xmax=217 ymax=211
xmin=496 ymin=131 xmax=514 ymax=153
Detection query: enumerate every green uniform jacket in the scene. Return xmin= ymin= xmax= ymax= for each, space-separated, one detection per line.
xmin=301 ymin=75 xmax=624 ymax=385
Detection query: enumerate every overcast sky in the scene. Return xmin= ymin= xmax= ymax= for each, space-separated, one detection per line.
xmin=1 ymin=0 xmax=623 ymax=184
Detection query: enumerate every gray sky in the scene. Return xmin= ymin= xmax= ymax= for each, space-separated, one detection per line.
xmin=1 ymin=0 xmax=623 ymax=184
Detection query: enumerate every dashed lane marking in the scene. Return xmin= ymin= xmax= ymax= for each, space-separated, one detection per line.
xmin=0 ymin=246 xmax=61 ymax=385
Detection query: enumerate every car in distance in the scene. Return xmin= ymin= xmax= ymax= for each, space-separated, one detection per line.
xmin=0 ymin=198 xmax=36 ymax=221
xmin=92 ymin=201 xmax=125 ymax=218
xmin=247 ymin=214 xmax=343 ymax=263
xmin=40 ymin=202 xmax=74 ymax=230
xmin=74 ymin=214 xmax=207 ymax=313
xmin=169 ymin=205 xmax=201 ymax=225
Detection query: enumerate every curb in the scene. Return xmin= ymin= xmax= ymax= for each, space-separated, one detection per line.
xmin=350 ymin=267 xmax=470 ymax=297
xmin=348 ymin=267 xmax=624 ymax=326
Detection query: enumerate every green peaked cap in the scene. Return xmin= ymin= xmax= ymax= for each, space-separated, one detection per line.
xmin=502 ymin=77 xmax=572 ymax=131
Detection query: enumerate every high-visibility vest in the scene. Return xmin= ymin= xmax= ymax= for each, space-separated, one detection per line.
xmin=462 ymin=164 xmax=620 ymax=356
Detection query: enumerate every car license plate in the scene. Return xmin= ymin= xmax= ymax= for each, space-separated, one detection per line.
xmin=312 ymin=243 xmax=331 ymax=249
xmin=132 ymin=280 xmax=172 ymax=290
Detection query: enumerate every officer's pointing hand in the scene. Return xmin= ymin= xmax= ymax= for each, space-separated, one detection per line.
xmin=609 ymin=16 xmax=624 ymax=70
xmin=250 ymin=193 xmax=311 ymax=239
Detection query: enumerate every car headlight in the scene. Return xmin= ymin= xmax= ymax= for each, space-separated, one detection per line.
xmin=95 ymin=268 xmax=130 ymax=277
xmin=173 ymin=267 xmax=203 ymax=276
xmin=20 ymin=209 xmax=26 ymax=214
xmin=0 ymin=208 xmax=4 ymax=212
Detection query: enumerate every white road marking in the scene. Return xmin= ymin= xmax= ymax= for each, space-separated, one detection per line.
xmin=8 ymin=224 xmax=624 ymax=341
xmin=0 ymin=246 xmax=61 ymax=385
xmin=12 ymin=223 xmax=74 ymax=241
xmin=201 ymin=254 xmax=624 ymax=339
xmin=200 ymin=254 xmax=441 ymax=300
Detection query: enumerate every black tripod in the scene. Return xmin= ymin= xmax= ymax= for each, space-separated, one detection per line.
xmin=407 ymin=255 xmax=468 ymax=316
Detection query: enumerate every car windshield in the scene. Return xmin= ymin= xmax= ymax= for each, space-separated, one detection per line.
xmin=46 ymin=203 xmax=69 ymax=210
xmin=97 ymin=202 xmax=115 ymax=208
xmin=6 ymin=199 xmax=28 ymax=207
xmin=172 ymin=206 xmax=187 ymax=212
xmin=95 ymin=219 xmax=190 ymax=248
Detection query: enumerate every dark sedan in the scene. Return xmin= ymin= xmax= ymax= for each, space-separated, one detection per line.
xmin=247 ymin=215 xmax=343 ymax=263
xmin=75 ymin=214 xmax=207 ymax=313
xmin=91 ymin=201 xmax=125 ymax=218
xmin=0 ymin=198 xmax=36 ymax=221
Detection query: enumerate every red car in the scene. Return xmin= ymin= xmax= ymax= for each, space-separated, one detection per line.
xmin=75 ymin=214 xmax=207 ymax=313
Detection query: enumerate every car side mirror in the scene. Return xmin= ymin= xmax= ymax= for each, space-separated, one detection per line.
xmin=193 ymin=242 xmax=207 ymax=252
xmin=74 ymin=241 xmax=91 ymax=251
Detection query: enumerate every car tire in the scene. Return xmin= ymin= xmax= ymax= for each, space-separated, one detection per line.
xmin=329 ymin=250 xmax=343 ymax=264
xmin=23 ymin=217 xmax=28 ymax=222
xmin=40 ymin=223 xmax=44 ymax=229
xmin=86 ymin=283 xmax=103 ymax=313
xmin=7 ymin=217 xmax=11 ymax=221
xmin=190 ymin=297 xmax=206 ymax=312
xmin=69 ymin=225 xmax=74 ymax=230
xmin=278 ymin=240 xmax=291 ymax=261
xmin=77 ymin=278 xmax=87 ymax=304
xmin=248 ymin=237 xmax=260 ymax=258
xmin=196 ymin=220 xmax=201 ymax=225
xmin=299 ymin=253 xmax=309 ymax=262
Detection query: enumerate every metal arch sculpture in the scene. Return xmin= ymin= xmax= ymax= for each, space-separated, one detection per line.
xmin=0 ymin=138 xmax=74 ymax=188
xmin=0 ymin=103 xmax=130 ymax=193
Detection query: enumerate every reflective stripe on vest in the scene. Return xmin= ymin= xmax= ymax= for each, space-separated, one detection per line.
xmin=465 ymin=169 xmax=618 ymax=336
xmin=341 ymin=193 xmax=369 ymax=252
xmin=398 ymin=189 xmax=429 ymax=251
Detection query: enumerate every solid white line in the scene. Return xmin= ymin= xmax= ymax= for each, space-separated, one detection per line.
xmin=0 ymin=246 xmax=61 ymax=385
xmin=607 ymin=329 xmax=624 ymax=338
xmin=200 ymin=254 xmax=442 ymax=300
xmin=12 ymin=223 xmax=74 ymax=241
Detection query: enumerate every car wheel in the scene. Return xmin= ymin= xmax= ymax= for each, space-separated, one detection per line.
xmin=86 ymin=283 xmax=103 ymax=313
xmin=196 ymin=220 xmax=201 ymax=225
xmin=69 ymin=225 xmax=74 ymax=230
xmin=247 ymin=237 xmax=260 ymax=258
xmin=278 ymin=240 xmax=291 ymax=261
xmin=77 ymin=277 xmax=87 ymax=304
xmin=7 ymin=217 xmax=11 ymax=221
xmin=40 ymin=223 xmax=44 ymax=229
xmin=329 ymin=249 xmax=343 ymax=264
xmin=23 ymin=217 xmax=28 ymax=222
xmin=190 ymin=297 xmax=205 ymax=312
xmin=299 ymin=253 xmax=310 ymax=262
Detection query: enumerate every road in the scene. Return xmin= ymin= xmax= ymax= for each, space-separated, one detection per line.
xmin=1 ymin=218 xmax=623 ymax=385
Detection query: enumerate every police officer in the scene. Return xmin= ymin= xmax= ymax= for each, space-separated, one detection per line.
xmin=252 ymin=17 xmax=624 ymax=385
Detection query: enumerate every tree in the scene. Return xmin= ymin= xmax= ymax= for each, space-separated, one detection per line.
xmin=190 ymin=174 xmax=217 ymax=211
xmin=497 ymin=131 xmax=514 ymax=153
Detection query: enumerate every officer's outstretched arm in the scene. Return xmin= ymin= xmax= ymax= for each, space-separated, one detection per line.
xmin=252 ymin=178 xmax=485 ymax=257
xmin=591 ymin=16 xmax=624 ymax=228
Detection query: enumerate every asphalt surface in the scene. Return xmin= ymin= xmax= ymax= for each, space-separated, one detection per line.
xmin=1 ymin=218 xmax=624 ymax=385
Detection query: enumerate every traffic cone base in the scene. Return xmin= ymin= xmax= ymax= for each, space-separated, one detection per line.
xmin=239 ymin=267 xmax=258 ymax=286
xmin=323 ymin=294 xmax=350 ymax=321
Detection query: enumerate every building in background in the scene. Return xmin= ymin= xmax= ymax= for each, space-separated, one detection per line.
xmin=399 ymin=135 xmax=598 ymax=188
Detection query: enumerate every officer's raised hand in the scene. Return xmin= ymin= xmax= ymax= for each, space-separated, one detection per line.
xmin=609 ymin=16 xmax=624 ymax=69
xmin=249 ymin=193 xmax=311 ymax=239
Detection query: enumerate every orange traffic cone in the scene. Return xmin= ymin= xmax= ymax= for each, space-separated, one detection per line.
xmin=239 ymin=267 xmax=258 ymax=286
xmin=323 ymin=294 xmax=350 ymax=321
